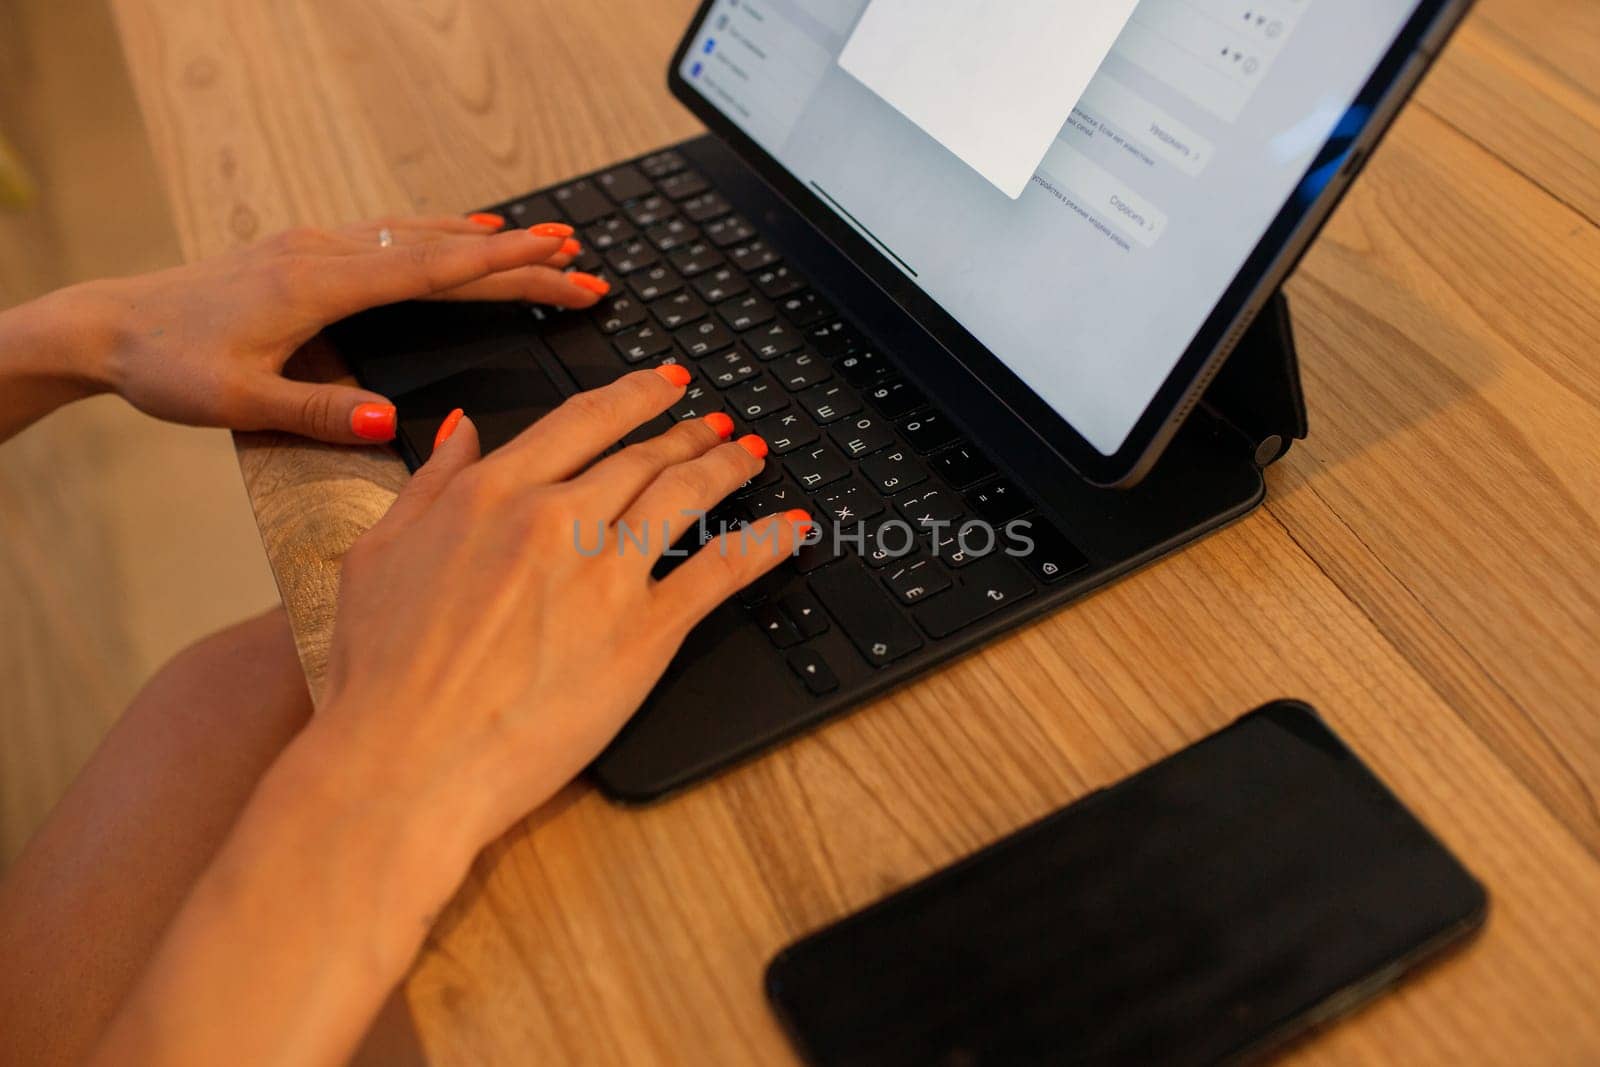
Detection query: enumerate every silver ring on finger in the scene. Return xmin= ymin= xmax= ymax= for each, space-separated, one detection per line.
xmin=377 ymin=227 xmax=394 ymax=248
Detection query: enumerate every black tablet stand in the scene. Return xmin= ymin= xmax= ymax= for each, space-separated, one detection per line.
xmin=1197 ymin=290 xmax=1308 ymax=470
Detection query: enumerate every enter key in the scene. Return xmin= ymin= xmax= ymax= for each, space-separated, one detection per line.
xmin=913 ymin=556 xmax=1036 ymax=640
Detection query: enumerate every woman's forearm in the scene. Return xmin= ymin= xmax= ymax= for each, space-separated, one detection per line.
xmin=89 ymin=711 xmax=487 ymax=1067
xmin=0 ymin=284 xmax=119 ymax=442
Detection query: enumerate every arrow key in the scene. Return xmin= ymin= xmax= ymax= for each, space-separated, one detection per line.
xmin=754 ymin=604 xmax=803 ymax=649
xmin=781 ymin=591 xmax=830 ymax=638
xmin=786 ymin=648 xmax=840 ymax=696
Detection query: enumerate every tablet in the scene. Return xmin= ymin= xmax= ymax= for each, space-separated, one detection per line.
xmin=668 ymin=0 xmax=1473 ymax=485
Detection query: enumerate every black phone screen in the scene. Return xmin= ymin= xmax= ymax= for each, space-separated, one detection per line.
xmin=765 ymin=702 xmax=1486 ymax=1066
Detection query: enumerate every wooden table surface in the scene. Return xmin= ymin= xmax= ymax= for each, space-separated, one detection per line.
xmin=109 ymin=1 xmax=1600 ymax=1062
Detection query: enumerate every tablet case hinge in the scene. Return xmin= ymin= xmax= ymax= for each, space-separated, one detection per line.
xmin=1198 ymin=291 xmax=1309 ymax=468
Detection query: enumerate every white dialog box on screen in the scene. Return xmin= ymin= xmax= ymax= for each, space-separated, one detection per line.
xmin=838 ymin=0 xmax=1141 ymax=199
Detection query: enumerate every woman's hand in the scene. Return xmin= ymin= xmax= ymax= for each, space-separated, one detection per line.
xmin=48 ymin=215 xmax=611 ymax=444
xmin=315 ymin=365 xmax=811 ymax=846
xmin=89 ymin=366 xmax=814 ymax=1067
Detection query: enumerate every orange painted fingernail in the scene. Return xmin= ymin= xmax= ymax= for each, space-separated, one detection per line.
xmin=531 ymin=222 xmax=575 ymax=238
xmin=433 ymin=408 xmax=465 ymax=450
xmin=783 ymin=508 xmax=815 ymax=536
xmin=560 ymin=237 xmax=582 ymax=257
xmin=567 ymin=271 xmax=611 ymax=296
xmin=351 ymin=402 xmax=396 ymax=442
xmin=655 ymin=363 xmax=692 ymax=388
xmin=703 ymin=412 xmax=735 ymax=439
xmin=737 ymin=434 xmax=768 ymax=460
xmin=468 ymin=212 xmax=505 ymax=229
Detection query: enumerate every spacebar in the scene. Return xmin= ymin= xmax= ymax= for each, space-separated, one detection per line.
xmin=542 ymin=318 xmax=628 ymax=392
xmin=809 ymin=562 xmax=923 ymax=668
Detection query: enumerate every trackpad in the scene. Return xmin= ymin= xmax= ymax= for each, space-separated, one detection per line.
xmin=393 ymin=347 xmax=564 ymax=464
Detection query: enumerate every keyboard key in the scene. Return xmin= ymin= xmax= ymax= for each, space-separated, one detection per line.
xmin=829 ymin=413 xmax=895 ymax=459
xmin=718 ymin=293 xmax=776 ymax=332
xmin=774 ymin=350 xmax=831 ymax=391
xmin=705 ymin=346 xmax=758 ymax=388
xmin=809 ymin=563 xmax=924 ymax=667
xmin=606 ymin=239 xmax=659 ymax=275
xmin=862 ymin=517 xmax=920 ymax=568
xmin=837 ymin=348 xmax=892 ymax=385
xmin=675 ymin=318 xmax=736 ymax=358
xmin=1013 ymin=519 xmax=1090 ymax=584
xmin=818 ymin=478 xmax=885 ymax=525
xmin=668 ymin=383 xmax=720 ymax=421
xmin=705 ymin=214 xmax=756 ymax=247
xmin=778 ymin=290 xmax=833 ymax=327
xmin=728 ymin=376 xmax=789 ymax=420
xmin=651 ymin=289 xmax=708 ymax=330
xmin=733 ymin=461 xmax=782 ymax=496
xmin=937 ymin=521 xmax=997 ymax=569
xmin=597 ymin=165 xmax=653 ymax=204
xmin=786 ymin=443 xmax=851 ymax=491
xmin=669 ymin=241 xmax=722 ymax=278
xmin=745 ymin=480 xmax=807 ymax=517
xmin=625 ymin=195 xmax=674 ymax=228
xmin=614 ymin=324 xmax=673 ymax=363
xmin=498 ymin=193 xmax=559 ymax=228
xmin=747 ymin=321 xmax=803 ymax=360
xmin=896 ymin=487 xmax=966 ymax=530
xmin=593 ymin=294 xmax=646 ymax=334
xmin=913 ymin=557 xmax=1035 ymax=639
xmin=883 ymin=558 xmax=952 ymax=605
xmin=639 ymin=150 xmax=686 ymax=179
xmin=793 ymin=525 xmax=844 ymax=574
xmin=617 ymin=194 xmax=668 ymax=227
xmin=729 ymin=239 xmax=781 ymax=272
xmin=629 ymin=264 xmax=682 ymax=302
xmin=659 ymin=169 xmax=710 ymax=201
xmin=866 ymin=378 xmax=928 ymax=419
xmin=706 ymin=496 xmax=753 ymax=535
xmin=682 ymin=191 xmax=732 ymax=223
xmin=753 ymin=264 xmax=804 ymax=299
xmin=900 ymin=411 xmax=960 ymax=453
xmin=585 ymin=216 xmax=635 ymax=252
xmin=809 ymin=320 xmax=862 ymax=358
xmin=931 ymin=445 xmax=996 ymax=488
xmin=786 ymin=648 xmax=839 ymax=695
xmin=755 ymin=410 xmax=819 ymax=455
xmin=782 ymin=591 xmax=829 ymax=638
xmin=552 ymin=180 xmax=612 ymax=225
xmin=798 ymin=382 xmax=861 ymax=424
xmin=860 ymin=448 xmax=928 ymax=495
xmin=754 ymin=604 xmax=803 ymax=649
xmin=968 ymin=478 xmax=1031 ymax=523
xmin=694 ymin=266 xmax=748 ymax=304
xmin=644 ymin=217 xmax=697 ymax=253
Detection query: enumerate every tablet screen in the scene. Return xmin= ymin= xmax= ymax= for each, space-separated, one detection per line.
xmin=679 ymin=0 xmax=1421 ymax=455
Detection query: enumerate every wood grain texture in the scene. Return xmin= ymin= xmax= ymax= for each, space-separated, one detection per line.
xmin=107 ymin=0 xmax=1600 ymax=1061
xmin=1416 ymin=10 xmax=1600 ymax=223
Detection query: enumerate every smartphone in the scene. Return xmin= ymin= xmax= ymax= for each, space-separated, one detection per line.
xmin=765 ymin=701 xmax=1487 ymax=1066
